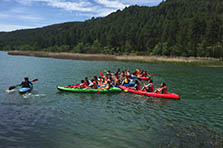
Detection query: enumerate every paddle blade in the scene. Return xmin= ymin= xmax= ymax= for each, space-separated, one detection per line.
xmin=124 ymin=89 xmax=128 ymax=92
xmin=32 ymin=78 xmax=38 ymax=82
xmin=99 ymin=72 xmax=104 ymax=77
xmin=8 ymin=86 xmax=16 ymax=90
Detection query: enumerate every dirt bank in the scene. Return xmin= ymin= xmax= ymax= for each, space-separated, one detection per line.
xmin=7 ymin=50 xmax=223 ymax=66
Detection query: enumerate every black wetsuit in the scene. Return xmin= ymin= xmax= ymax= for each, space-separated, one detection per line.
xmin=20 ymin=81 xmax=32 ymax=88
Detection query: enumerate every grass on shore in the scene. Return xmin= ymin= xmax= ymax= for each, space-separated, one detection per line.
xmin=7 ymin=50 xmax=223 ymax=67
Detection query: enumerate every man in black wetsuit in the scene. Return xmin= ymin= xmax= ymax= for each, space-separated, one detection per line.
xmin=20 ymin=77 xmax=32 ymax=88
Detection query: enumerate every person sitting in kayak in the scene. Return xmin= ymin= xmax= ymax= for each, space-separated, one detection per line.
xmin=93 ymin=76 xmax=98 ymax=82
xmin=20 ymin=77 xmax=32 ymax=88
xmin=79 ymin=80 xmax=86 ymax=88
xmin=105 ymin=74 xmax=111 ymax=82
xmin=98 ymin=77 xmax=103 ymax=86
xmin=120 ymin=71 xmax=125 ymax=81
xmin=106 ymin=71 xmax=112 ymax=80
xmin=142 ymin=79 xmax=154 ymax=92
xmin=142 ymin=71 xmax=149 ymax=77
xmin=154 ymin=82 xmax=168 ymax=94
xmin=136 ymin=69 xmax=142 ymax=77
xmin=88 ymin=79 xmax=94 ymax=88
xmin=121 ymin=76 xmax=130 ymax=85
xmin=98 ymin=78 xmax=106 ymax=88
xmin=125 ymin=70 xmax=131 ymax=77
xmin=104 ymin=80 xmax=111 ymax=89
xmin=90 ymin=79 xmax=98 ymax=89
xmin=113 ymin=75 xmax=120 ymax=86
xmin=133 ymin=80 xmax=140 ymax=90
xmin=115 ymin=68 xmax=121 ymax=76
xmin=84 ymin=77 xmax=90 ymax=87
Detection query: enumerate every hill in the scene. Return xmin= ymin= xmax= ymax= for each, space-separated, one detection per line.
xmin=0 ymin=0 xmax=223 ymax=58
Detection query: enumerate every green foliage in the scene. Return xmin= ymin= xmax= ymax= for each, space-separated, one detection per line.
xmin=0 ymin=0 xmax=223 ymax=58
xmin=72 ymin=42 xmax=85 ymax=53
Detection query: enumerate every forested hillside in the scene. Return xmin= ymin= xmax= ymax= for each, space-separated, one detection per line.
xmin=0 ymin=0 xmax=223 ymax=58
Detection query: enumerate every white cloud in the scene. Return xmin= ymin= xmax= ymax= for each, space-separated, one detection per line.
xmin=1 ymin=9 xmax=44 ymax=22
xmin=46 ymin=0 xmax=96 ymax=12
xmin=122 ymin=0 xmax=162 ymax=6
xmin=94 ymin=0 xmax=127 ymax=9
xmin=15 ymin=0 xmax=97 ymax=12
xmin=14 ymin=0 xmax=126 ymax=13
xmin=0 ymin=24 xmax=37 ymax=32
xmin=95 ymin=8 xmax=116 ymax=16
xmin=15 ymin=0 xmax=33 ymax=5
xmin=18 ymin=15 xmax=44 ymax=21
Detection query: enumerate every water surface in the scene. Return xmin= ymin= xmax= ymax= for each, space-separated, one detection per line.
xmin=0 ymin=51 xmax=223 ymax=148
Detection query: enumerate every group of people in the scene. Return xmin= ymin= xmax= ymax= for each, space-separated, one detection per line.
xmin=76 ymin=68 xmax=168 ymax=94
xmin=141 ymin=80 xmax=168 ymax=94
xmin=20 ymin=69 xmax=168 ymax=94
xmin=77 ymin=69 xmax=134 ymax=89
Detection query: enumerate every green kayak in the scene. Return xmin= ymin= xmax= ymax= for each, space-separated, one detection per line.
xmin=57 ymin=86 xmax=121 ymax=93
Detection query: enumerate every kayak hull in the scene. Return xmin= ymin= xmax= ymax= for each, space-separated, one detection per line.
xmin=57 ymin=86 xmax=121 ymax=93
xmin=120 ymin=86 xmax=180 ymax=100
xmin=18 ymin=86 xmax=33 ymax=94
xmin=116 ymin=82 xmax=135 ymax=88
xmin=144 ymin=92 xmax=180 ymax=99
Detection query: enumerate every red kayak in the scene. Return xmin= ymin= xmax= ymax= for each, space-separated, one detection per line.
xmin=120 ymin=86 xmax=180 ymax=100
xmin=121 ymin=86 xmax=146 ymax=95
xmin=144 ymin=92 xmax=180 ymax=99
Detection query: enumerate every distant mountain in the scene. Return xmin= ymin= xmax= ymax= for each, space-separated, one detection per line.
xmin=0 ymin=0 xmax=223 ymax=58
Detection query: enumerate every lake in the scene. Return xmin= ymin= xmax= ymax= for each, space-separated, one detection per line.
xmin=0 ymin=51 xmax=223 ymax=148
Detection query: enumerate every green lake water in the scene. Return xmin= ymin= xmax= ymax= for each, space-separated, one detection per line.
xmin=0 ymin=51 xmax=223 ymax=148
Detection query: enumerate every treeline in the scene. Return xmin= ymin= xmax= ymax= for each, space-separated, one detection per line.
xmin=0 ymin=0 xmax=223 ymax=58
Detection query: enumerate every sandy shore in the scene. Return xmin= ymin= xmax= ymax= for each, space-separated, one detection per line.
xmin=7 ymin=50 xmax=223 ymax=65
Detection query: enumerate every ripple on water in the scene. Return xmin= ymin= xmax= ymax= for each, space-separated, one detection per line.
xmin=1 ymin=52 xmax=223 ymax=147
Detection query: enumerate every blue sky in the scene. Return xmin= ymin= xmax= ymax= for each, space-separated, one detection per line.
xmin=0 ymin=0 xmax=162 ymax=32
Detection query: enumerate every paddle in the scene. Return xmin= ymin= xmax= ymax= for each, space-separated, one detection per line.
xmin=8 ymin=78 xmax=38 ymax=90
xmin=99 ymin=72 xmax=105 ymax=77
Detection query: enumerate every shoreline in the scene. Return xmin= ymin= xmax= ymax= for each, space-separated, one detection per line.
xmin=7 ymin=50 xmax=223 ymax=66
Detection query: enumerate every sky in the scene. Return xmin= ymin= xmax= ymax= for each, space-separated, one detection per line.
xmin=0 ymin=0 xmax=163 ymax=32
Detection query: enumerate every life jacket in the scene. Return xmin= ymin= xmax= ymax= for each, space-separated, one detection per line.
xmin=142 ymin=73 xmax=147 ymax=77
xmin=84 ymin=80 xmax=89 ymax=86
xmin=162 ymin=86 xmax=168 ymax=94
xmin=105 ymin=82 xmax=110 ymax=89
xmin=124 ymin=78 xmax=129 ymax=84
xmin=80 ymin=83 xmax=86 ymax=88
xmin=21 ymin=81 xmax=32 ymax=88
xmin=137 ymin=71 xmax=141 ymax=76
xmin=98 ymin=79 xmax=103 ymax=86
xmin=92 ymin=81 xmax=97 ymax=89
